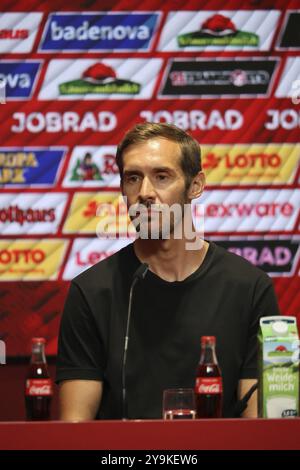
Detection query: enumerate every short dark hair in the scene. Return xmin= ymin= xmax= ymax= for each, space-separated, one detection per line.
xmin=116 ymin=122 xmax=202 ymax=188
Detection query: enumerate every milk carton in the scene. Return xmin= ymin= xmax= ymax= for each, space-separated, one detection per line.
xmin=258 ymin=316 xmax=299 ymax=418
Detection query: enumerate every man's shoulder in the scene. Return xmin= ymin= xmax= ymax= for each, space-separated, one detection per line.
xmin=72 ymin=242 xmax=134 ymax=289
xmin=211 ymin=241 xmax=272 ymax=286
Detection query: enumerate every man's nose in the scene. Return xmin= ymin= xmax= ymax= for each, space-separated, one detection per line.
xmin=138 ymin=176 xmax=156 ymax=202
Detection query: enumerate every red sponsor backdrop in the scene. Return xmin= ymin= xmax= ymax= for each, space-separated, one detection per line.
xmin=0 ymin=0 xmax=299 ymax=356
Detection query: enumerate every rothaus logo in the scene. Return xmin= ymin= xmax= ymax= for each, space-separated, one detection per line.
xmin=40 ymin=12 xmax=159 ymax=51
xmin=0 ymin=62 xmax=41 ymax=100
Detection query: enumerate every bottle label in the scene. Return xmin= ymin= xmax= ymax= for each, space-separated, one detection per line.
xmin=25 ymin=379 xmax=53 ymax=396
xmin=195 ymin=377 xmax=223 ymax=395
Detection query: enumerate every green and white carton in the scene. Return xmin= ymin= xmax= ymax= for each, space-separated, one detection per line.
xmin=258 ymin=316 xmax=299 ymax=418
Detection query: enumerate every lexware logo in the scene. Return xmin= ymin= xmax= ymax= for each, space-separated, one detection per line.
xmin=160 ymin=59 xmax=279 ymax=98
xmin=0 ymin=61 xmax=41 ymax=100
xmin=62 ymin=238 xmax=131 ymax=280
xmin=193 ymin=189 xmax=300 ymax=234
xmin=0 ymin=13 xmax=43 ymax=53
xmin=39 ymin=12 xmax=160 ymax=52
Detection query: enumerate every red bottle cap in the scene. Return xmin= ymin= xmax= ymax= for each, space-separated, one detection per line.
xmin=201 ymin=336 xmax=216 ymax=346
xmin=31 ymin=337 xmax=46 ymax=344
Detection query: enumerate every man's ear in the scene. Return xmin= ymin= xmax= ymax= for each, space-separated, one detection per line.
xmin=187 ymin=171 xmax=206 ymax=200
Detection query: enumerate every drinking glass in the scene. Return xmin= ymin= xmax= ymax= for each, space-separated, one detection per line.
xmin=163 ymin=388 xmax=196 ymax=420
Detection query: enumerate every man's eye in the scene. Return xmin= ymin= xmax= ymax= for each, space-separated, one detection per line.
xmin=157 ymin=174 xmax=168 ymax=181
xmin=126 ymin=175 xmax=139 ymax=183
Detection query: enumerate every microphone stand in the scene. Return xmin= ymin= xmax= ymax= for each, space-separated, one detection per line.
xmin=122 ymin=263 xmax=149 ymax=419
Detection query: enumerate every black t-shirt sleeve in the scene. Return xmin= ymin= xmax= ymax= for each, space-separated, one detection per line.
xmin=56 ymin=281 xmax=105 ymax=383
xmin=239 ymin=275 xmax=280 ymax=379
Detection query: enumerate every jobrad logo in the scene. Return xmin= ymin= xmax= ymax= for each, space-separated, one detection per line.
xmin=40 ymin=12 xmax=160 ymax=51
xmin=0 ymin=62 xmax=41 ymax=100
xmin=216 ymin=239 xmax=300 ymax=276
xmin=160 ymin=59 xmax=278 ymax=98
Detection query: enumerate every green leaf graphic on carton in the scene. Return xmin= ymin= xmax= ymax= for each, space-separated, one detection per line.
xmin=177 ymin=14 xmax=259 ymax=47
xmin=59 ymin=63 xmax=140 ymax=95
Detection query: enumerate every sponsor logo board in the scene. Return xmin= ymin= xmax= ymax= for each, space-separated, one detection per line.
xmin=275 ymin=57 xmax=300 ymax=98
xmin=39 ymin=59 xmax=162 ymax=100
xmin=0 ymin=61 xmax=41 ymax=100
xmin=277 ymin=11 xmax=300 ymax=49
xmin=158 ymin=10 xmax=280 ymax=51
xmin=63 ymin=192 xmax=135 ymax=236
xmin=193 ymin=189 xmax=300 ymax=233
xmin=0 ymin=148 xmax=65 ymax=186
xmin=0 ymin=13 xmax=43 ymax=53
xmin=159 ymin=58 xmax=279 ymax=98
xmin=40 ymin=12 xmax=160 ymax=51
xmin=0 ymin=239 xmax=68 ymax=281
xmin=0 ymin=193 xmax=68 ymax=235
xmin=63 ymin=146 xmax=119 ymax=188
xmin=63 ymin=238 xmax=132 ymax=280
xmin=202 ymin=144 xmax=300 ymax=185
xmin=213 ymin=238 xmax=300 ymax=276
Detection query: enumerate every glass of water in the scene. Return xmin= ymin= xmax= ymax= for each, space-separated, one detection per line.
xmin=163 ymin=388 xmax=196 ymax=420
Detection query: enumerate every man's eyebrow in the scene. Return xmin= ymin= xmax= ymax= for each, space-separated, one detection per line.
xmin=123 ymin=166 xmax=175 ymax=174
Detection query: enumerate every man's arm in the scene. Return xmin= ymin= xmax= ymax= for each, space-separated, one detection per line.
xmin=238 ymin=379 xmax=257 ymax=418
xmin=59 ymin=380 xmax=103 ymax=421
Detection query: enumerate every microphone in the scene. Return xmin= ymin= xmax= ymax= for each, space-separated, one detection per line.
xmin=122 ymin=262 xmax=149 ymax=419
xmin=234 ymin=382 xmax=258 ymax=417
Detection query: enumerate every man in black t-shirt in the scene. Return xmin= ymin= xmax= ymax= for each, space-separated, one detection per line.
xmin=56 ymin=123 xmax=280 ymax=421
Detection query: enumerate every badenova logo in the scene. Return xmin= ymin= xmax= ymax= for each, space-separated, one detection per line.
xmin=39 ymin=12 xmax=160 ymax=51
xmin=0 ymin=61 xmax=41 ymax=100
xmin=158 ymin=10 xmax=280 ymax=51
xmin=39 ymin=59 xmax=162 ymax=100
xmin=215 ymin=238 xmax=300 ymax=276
xmin=0 ymin=13 xmax=43 ymax=53
xmin=160 ymin=59 xmax=279 ymax=98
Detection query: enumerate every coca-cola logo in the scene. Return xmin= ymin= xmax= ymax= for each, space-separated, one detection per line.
xmin=26 ymin=379 xmax=53 ymax=396
xmin=198 ymin=383 xmax=221 ymax=394
xmin=196 ymin=377 xmax=223 ymax=395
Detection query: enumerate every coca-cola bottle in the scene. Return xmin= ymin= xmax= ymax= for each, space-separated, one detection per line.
xmin=25 ymin=337 xmax=53 ymax=421
xmin=195 ymin=336 xmax=223 ymax=418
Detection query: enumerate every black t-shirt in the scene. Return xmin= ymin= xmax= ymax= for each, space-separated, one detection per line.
xmin=56 ymin=241 xmax=280 ymax=418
